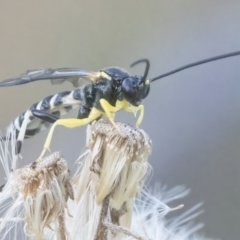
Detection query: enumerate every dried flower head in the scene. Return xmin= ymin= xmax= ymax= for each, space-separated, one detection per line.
xmin=0 ymin=119 xmax=216 ymax=240
xmin=0 ymin=151 xmax=73 ymax=240
xmin=69 ymin=120 xmax=152 ymax=239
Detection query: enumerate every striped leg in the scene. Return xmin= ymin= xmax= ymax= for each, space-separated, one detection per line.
xmin=31 ymin=109 xmax=59 ymax=123
xmin=15 ymin=110 xmax=32 ymax=154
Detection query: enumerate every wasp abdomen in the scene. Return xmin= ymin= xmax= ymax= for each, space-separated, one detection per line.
xmin=12 ymin=89 xmax=84 ymax=139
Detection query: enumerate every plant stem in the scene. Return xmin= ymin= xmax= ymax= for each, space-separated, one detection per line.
xmin=94 ymin=195 xmax=110 ymax=240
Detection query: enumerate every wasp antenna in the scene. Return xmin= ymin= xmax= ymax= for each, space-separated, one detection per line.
xmin=130 ymin=59 xmax=150 ymax=84
xmin=151 ymin=50 xmax=240 ymax=82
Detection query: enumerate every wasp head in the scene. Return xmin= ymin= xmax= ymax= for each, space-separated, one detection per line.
xmin=101 ymin=66 xmax=150 ymax=106
xmin=121 ymin=76 xmax=150 ymax=106
xmin=121 ymin=59 xmax=151 ymax=106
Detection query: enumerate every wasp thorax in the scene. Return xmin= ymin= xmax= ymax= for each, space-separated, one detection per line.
xmin=121 ymin=76 xmax=150 ymax=106
xmin=101 ymin=67 xmax=130 ymax=80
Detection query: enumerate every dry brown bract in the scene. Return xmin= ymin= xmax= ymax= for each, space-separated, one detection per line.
xmin=11 ymin=152 xmax=73 ymax=240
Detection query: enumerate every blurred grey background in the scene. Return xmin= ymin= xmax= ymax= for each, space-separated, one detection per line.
xmin=0 ymin=0 xmax=239 ymax=239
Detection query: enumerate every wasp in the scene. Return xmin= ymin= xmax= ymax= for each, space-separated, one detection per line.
xmin=0 ymin=51 xmax=240 ymax=159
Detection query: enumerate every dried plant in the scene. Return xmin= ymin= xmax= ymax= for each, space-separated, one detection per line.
xmin=0 ymin=120 xmax=217 ymax=240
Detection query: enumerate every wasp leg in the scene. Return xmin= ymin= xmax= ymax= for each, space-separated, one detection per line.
xmin=16 ymin=110 xmax=32 ymax=154
xmin=99 ymin=99 xmax=125 ymax=133
xmin=31 ymin=109 xmax=59 ymax=123
xmin=37 ymin=108 xmax=102 ymax=159
xmin=123 ymin=104 xmax=144 ymax=127
xmin=16 ymin=110 xmax=59 ymax=155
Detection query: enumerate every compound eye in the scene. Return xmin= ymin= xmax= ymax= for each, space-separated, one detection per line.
xmin=122 ymin=78 xmax=134 ymax=93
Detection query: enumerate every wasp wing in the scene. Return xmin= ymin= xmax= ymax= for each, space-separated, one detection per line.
xmin=0 ymin=68 xmax=101 ymax=87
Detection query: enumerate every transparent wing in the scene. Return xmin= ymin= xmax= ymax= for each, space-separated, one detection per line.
xmin=0 ymin=68 xmax=101 ymax=87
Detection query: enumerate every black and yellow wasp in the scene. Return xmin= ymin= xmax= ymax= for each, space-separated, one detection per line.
xmin=0 ymin=51 xmax=240 ymax=159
